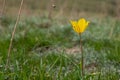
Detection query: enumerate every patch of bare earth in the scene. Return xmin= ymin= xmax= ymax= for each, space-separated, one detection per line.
xmin=65 ymin=46 xmax=81 ymax=55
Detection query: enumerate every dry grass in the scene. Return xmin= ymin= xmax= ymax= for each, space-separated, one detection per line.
xmin=6 ymin=0 xmax=24 ymax=69
xmin=0 ymin=0 xmax=120 ymax=19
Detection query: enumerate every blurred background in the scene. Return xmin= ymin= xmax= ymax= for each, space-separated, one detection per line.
xmin=0 ymin=0 xmax=120 ymax=19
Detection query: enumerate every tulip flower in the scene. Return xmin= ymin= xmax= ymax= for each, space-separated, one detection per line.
xmin=70 ymin=18 xmax=89 ymax=34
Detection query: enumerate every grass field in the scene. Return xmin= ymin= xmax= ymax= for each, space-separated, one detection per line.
xmin=0 ymin=16 xmax=120 ymax=80
xmin=0 ymin=0 xmax=120 ymax=80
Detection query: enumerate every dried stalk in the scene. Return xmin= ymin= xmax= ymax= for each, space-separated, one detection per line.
xmin=5 ymin=0 xmax=24 ymax=69
xmin=0 ymin=0 xmax=6 ymax=17
xmin=109 ymin=20 xmax=116 ymax=38
xmin=48 ymin=0 xmax=56 ymax=19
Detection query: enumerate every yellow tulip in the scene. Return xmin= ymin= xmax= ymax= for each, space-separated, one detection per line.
xmin=70 ymin=18 xmax=89 ymax=34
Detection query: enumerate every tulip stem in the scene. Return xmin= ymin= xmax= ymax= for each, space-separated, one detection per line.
xmin=79 ymin=34 xmax=84 ymax=79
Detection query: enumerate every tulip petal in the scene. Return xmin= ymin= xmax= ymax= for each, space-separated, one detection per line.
xmin=70 ymin=21 xmax=79 ymax=33
xmin=78 ymin=18 xmax=86 ymax=33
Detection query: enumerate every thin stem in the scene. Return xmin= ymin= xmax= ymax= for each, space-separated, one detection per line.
xmin=5 ymin=0 xmax=24 ymax=70
xmin=0 ymin=0 xmax=6 ymax=17
xmin=48 ymin=0 xmax=55 ymax=19
xmin=79 ymin=34 xmax=84 ymax=79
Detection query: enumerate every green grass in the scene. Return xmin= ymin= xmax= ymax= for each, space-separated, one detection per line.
xmin=0 ymin=16 xmax=120 ymax=80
